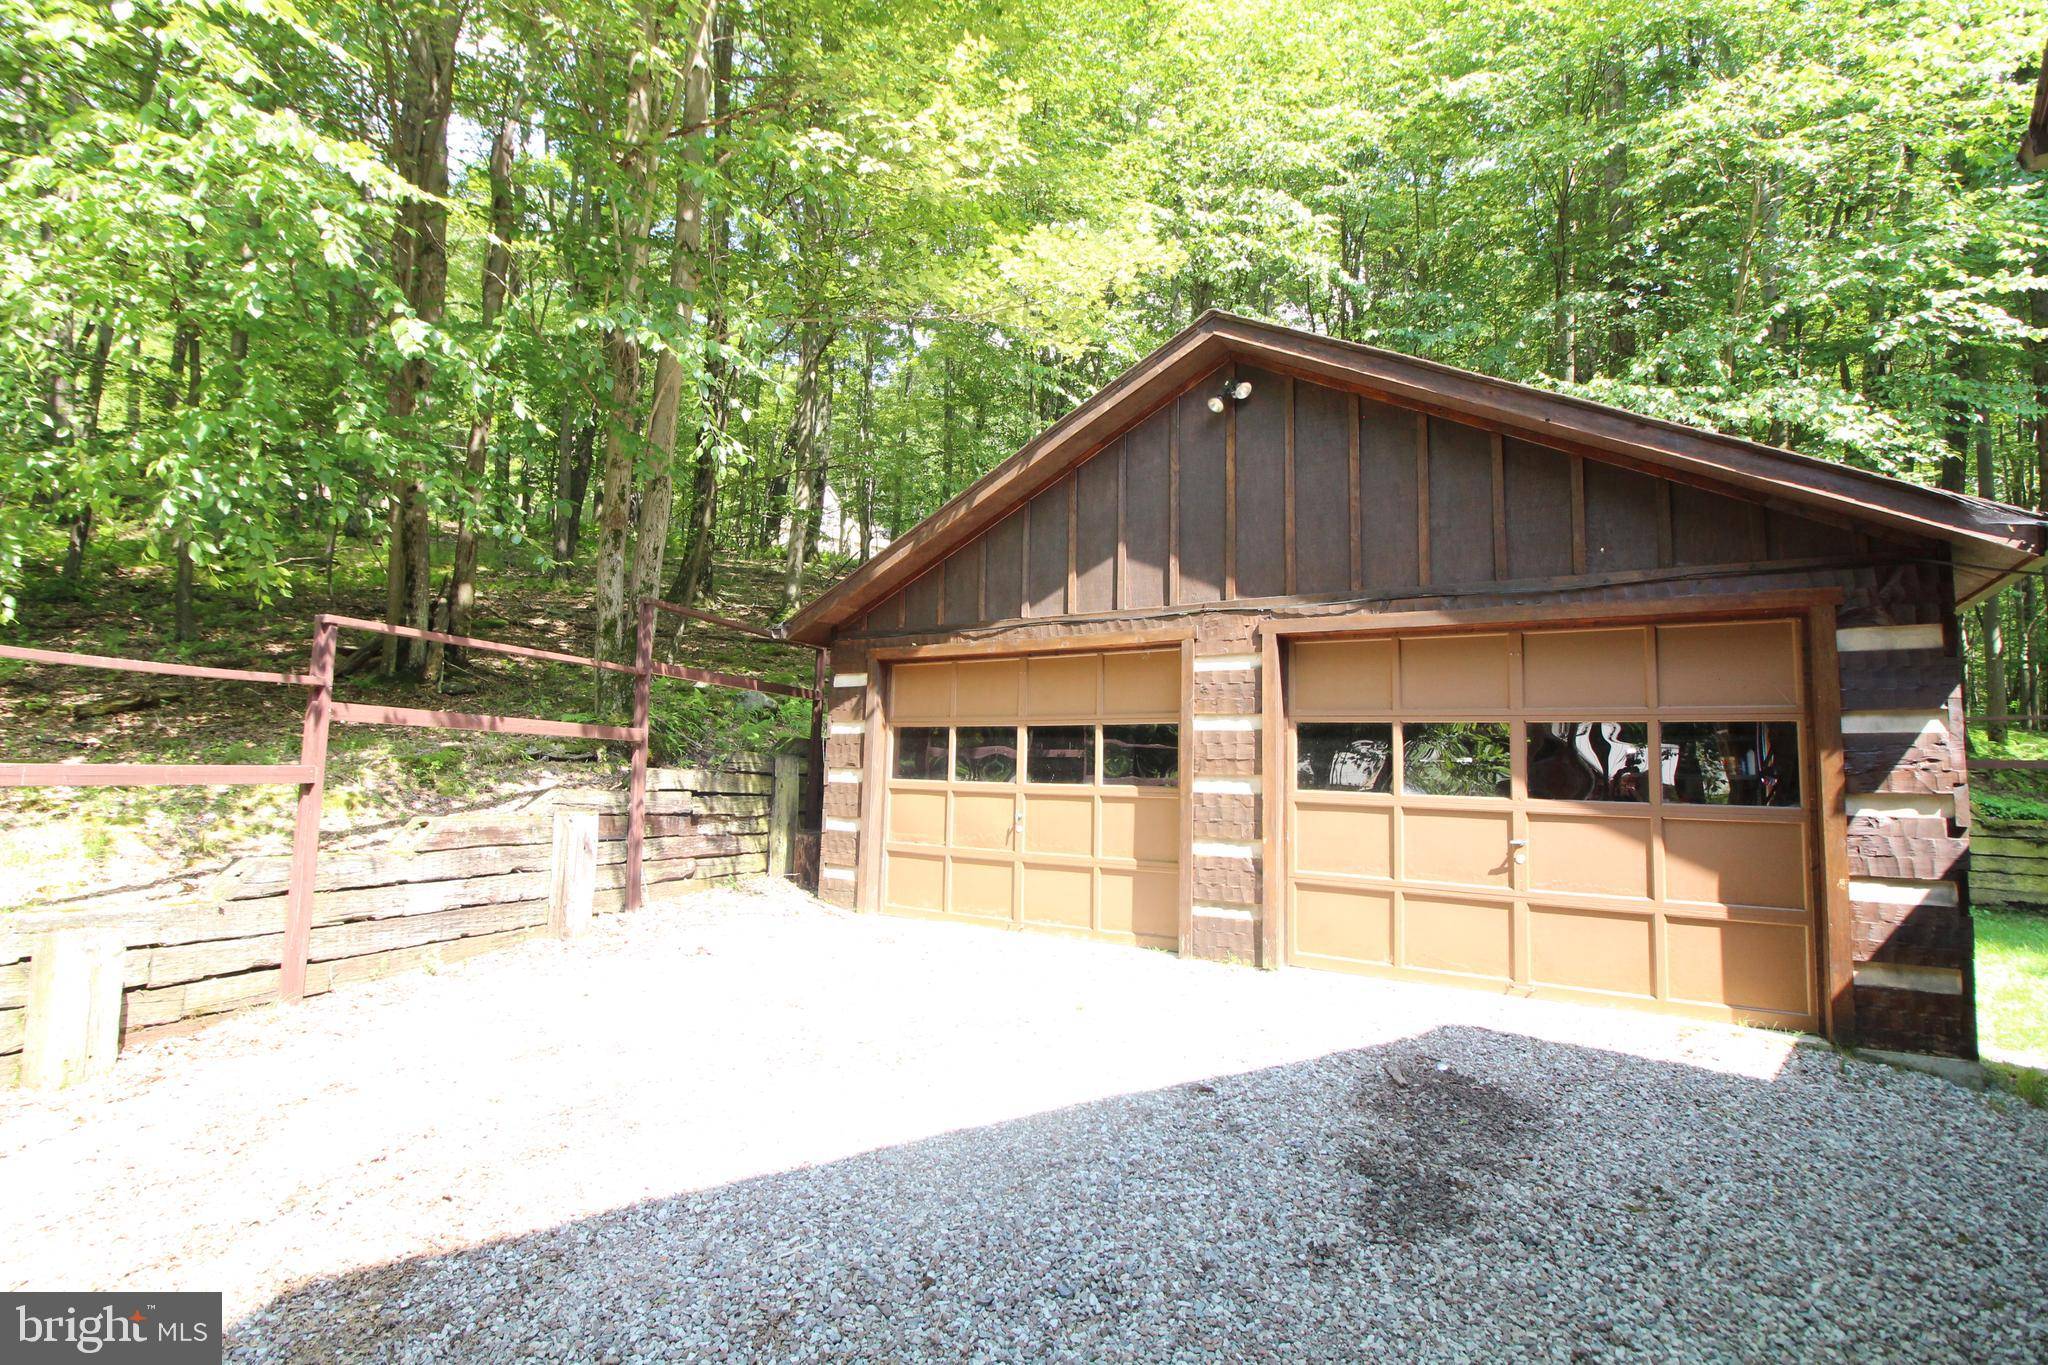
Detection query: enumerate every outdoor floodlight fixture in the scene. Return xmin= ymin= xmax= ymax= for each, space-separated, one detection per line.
xmin=1206 ymin=379 xmax=1255 ymax=413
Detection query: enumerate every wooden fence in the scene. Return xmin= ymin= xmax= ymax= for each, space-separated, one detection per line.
xmin=0 ymin=758 xmax=800 ymax=1087
xmin=1971 ymin=817 xmax=2048 ymax=912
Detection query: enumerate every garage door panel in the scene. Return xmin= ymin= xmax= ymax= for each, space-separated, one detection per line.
xmin=893 ymin=663 xmax=954 ymax=721
xmin=954 ymin=792 xmax=1017 ymax=850
xmin=1294 ymin=885 xmax=1393 ymax=965
xmin=1027 ymin=654 xmax=1099 ymax=715
xmin=1024 ymin=793 xmax=1093 ymax=856
xmin=1101 ymin=795 xmax=1177 ymax=864
xmin=1022 ymin=864 xmax=1093 ymax=928
xmin=951 ymin=857 xmax=1015 ymax=920
xmin=1103 ymin=650 xmax=1179 ymax=715
xmin=1529 ymin=905 xmax=1654 ymax=997
xmin=1100 ymin=868 xmax=1178 ymax=942
xmin=1658 ymin=621 xmax=1800 ymax=708
xmin=1292 ymin=640 xmax=1394 ymax=714
xmin=1294 ymin=801 xmax=1392 ymax=879
xmin=1527 ymin=813 xmax=1651 ymax=899
xmin=1400 ymin=634 xmax=1511 ymax=711
xmin=1522 ymin=628 xmax=1647 ymax=710
xmin=1402 ymin=895 xmax=1513 ymax=981
xmin=885 ymin=649 xmax=1181 ymax=952
xmin=955 ymin=659 xmax=1023 ymax=718
xmin=1663 ymin=818 xmax=1806 ymax=910
xmin=1667 ymin=917 xmax=1810 ymax=1016
xmin=888 ymin=789 xmax=949 ymax=845
xmin=887 ymin=852 xmax=946 ymax=911
xmin=1288 ymin=619 xmax=1816 ymax=1032
xmin=1403 ymin=808 xmax=1513 ymax=888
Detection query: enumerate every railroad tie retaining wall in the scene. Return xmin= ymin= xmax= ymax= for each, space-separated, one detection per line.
xmin=0 ymin=758 xmax=793 ymax=1087
xmin=1972 ymin=817 xmax=2048 ymax=912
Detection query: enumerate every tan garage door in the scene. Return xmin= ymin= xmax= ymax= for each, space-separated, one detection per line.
xmin=1285 ymin=621 xmax=1817 ymax=1029
xmin=882 ymin=649 xmax=1182 ymax=948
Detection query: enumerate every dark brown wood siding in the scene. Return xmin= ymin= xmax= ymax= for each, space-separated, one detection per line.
xmin=860 ymin=364 xmax=1927 ymax=631
xmin=1292 ymin=380 xmax=1352 ymax=595
xmin=1233 ymin=368 xmax=1288 ymax=600
xmin=1176 ymin=387 xmax=1228 ymax=604
xmin=1076 ymin=441 xmax=1120 ymax=613
xmin=1360 ymin=399 xmax=1419 ymax=588
xmin=1026 ymin=477 xmax=1070 ymax=617
xmin=1122 ymin=411 xmax=1171 ymax=609
xmin=1427 ymin=416 xmax=1495 ymax=586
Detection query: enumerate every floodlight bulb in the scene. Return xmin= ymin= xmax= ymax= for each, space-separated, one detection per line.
xmin=1207 ymin=395 xmax=1226 ymax=413
xmin=1232 ymin=380 xmax=1254 ymax=401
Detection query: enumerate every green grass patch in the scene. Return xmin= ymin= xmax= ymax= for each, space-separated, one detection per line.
xmin=1977 ymin=908 xmax=2048 ymax=1061
xmin=1969 ymin=725 xmax=2048 ymax=762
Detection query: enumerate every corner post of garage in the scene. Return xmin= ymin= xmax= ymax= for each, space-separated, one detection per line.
xmin=1806 ymin=598 xmax=1856 ymax=1046
xmin=1258 ymin=622 xmax=1285 ymax=969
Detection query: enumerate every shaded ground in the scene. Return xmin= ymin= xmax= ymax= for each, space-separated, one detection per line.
xmin=2 ymin=883 xmax=2044 ymax=1361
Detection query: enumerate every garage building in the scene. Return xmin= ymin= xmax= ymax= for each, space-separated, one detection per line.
xmin=784 ymin=312 xmax=2045 ymax=1059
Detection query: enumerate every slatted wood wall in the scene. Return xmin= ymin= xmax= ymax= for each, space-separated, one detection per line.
xmin=0 ymin=761 xmax=784 ymax=1086
xmin=859 ymin=366 xmax=1898 ymax=633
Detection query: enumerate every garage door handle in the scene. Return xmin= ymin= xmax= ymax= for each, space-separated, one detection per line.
xmin=1507 ymin=838 xmax=1529 ymax=848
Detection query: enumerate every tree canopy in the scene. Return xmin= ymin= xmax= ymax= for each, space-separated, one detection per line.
xmin=4 ymin=0 xmax=2045 ymax=710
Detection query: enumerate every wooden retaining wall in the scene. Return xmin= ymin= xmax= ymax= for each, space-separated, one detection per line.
xmin=1972 ymin=817 xmax=2048 ymax=912
xmin=0 ymin=758 xmax=788 ymax=1087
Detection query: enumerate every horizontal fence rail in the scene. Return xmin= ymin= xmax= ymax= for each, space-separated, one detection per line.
xmin=2 ymin=601 xmax=817 ymax=1006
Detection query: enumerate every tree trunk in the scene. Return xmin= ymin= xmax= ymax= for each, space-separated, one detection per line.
xmin=779 ymin=320 xmax=833 ymax=612
xmin=1976 ymin=407 xmax=2009 ymax=740
xmin=174 ymin=539 xmax=195 ymax=643
xmin=629 ymin=0 xmax=717 ymax=619
xmin=62 ymin=322 xmax=115 ymax=582
xmin=431 ymin=114 xmax=518 ymax=683
xmin=382 ymin=6 xmax=461 ymax=676
xmin=592 ymin=2 xmax=668 ymax=715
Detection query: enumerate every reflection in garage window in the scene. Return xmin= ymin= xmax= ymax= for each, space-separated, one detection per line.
xmin=893 ymin=726 xmax=949 ymax=781
xmin=1296 ymin=723 xmax=1393 ymax=792
xmin=954 ymin=726 xmax=1019 ymax=782
xmin=1104 ymin=724 xmax=1179 ymax=786
xmin=1526 ymin=722 xmax=1651 ymax=802
xmin=1027 ymin=725 xmax=1095 ymax=783
xmin=1663 ymin=722 xmax=1801 ymax=806
xmin=1403 ymin=722 xmax=1512 ymax=798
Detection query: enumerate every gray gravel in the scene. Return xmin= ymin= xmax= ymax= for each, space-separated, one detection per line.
xmin=4 ymin=880 xmax=2046 ymax=1361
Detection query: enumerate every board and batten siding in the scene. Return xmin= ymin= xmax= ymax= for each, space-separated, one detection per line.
xmin=856 ymin=366 xmax=1884 ymax=633
xmin=826 ymin=364 xmax=1974 ymax=1058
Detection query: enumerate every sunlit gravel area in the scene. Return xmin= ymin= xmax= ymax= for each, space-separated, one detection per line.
xmin=4 ymin=880 xmax=2046 ymax=1361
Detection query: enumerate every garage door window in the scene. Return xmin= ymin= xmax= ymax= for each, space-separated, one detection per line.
xmin=1526 ymin=722 xmax=1652 ymax=803
xmin=1103 ymin=725 xmax=1179 ymax=786
xmin=1027 ymin=726 xmax=1094 ymax=783
xmin=1296 ymin=723 xmax=1392 ymax=792
xmin=1664 ymin=721 xmax=1801 ymax=807
xmin=895 ymin=727 xmax=949 ymax=781
xmin=954 ymin=727 xmax=1018 ymax=782
xmin=1403 ymin=722 xmax=1511 ymax=798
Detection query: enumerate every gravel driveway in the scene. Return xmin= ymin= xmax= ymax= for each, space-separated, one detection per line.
xmin=4 ymin=881 xmax=2046 ymax=1361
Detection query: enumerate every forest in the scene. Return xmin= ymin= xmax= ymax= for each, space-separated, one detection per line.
xmin=2 ymin=0 xmax=2045 ymax=722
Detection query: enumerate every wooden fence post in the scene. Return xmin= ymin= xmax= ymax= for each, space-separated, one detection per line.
xmin=22 ymin=928 xmax=123 ymax=1090
xmin=550 ymin=808 xmax=599 ymax=937
xmin=769 ymin=752 xmax=803 ymax=878
xmin=280 ymin=618 xmax=337 ymax=1002
xmin=626 ymin=600 xmax=654 ymax=913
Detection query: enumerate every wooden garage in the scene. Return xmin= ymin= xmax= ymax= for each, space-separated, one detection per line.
xmin=787 ymin=311 xmax=2045 ymax=1059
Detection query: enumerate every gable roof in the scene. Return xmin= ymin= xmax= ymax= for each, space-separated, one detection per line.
xmin=785 ymin=310 xmax=2045 ymax=642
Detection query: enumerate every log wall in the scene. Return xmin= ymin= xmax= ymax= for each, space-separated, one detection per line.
xmin=0 ymin=759 xmax=784 ymax=1086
